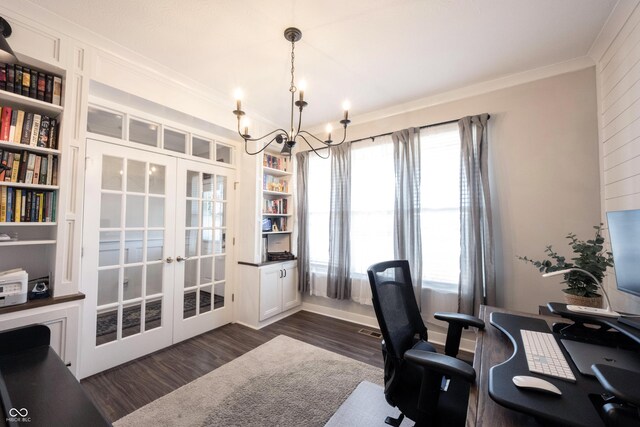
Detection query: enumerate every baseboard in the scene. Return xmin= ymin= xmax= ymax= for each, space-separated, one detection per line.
xmin=301 ymin=302 xmax=379 ymax=329
xmin=301 ymin=303 xmax=476 ymax=354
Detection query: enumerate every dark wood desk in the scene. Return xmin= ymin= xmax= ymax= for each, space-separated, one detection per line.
xmin=466 ymin=305 xmax=556 ymax=427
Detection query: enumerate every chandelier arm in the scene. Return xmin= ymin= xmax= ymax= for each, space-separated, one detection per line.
xmin=331 ymin=125 xmax=349 ymax=146
xmin=299 ymin=135 xmax=330 ymax=159
xmin=243 ymin=135 xmax=280 ymax=156
xmin=298 ymin=130 xmax=330 ymax=145
xmin=236 ymin=124 xmax=289 ymax=143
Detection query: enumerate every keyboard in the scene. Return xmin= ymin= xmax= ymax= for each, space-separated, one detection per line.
xmin=520 ymin=329 xmax=576 ymax=382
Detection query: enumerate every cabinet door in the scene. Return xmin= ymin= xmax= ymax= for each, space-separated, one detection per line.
xmin=259 ymin=264 xmax=283 ymax=321
xmin=282 ymin=262 xmax=300 ymax=311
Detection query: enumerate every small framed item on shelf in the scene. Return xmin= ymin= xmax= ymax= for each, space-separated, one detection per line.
xmin=262 ymin=217 xmax=272 ymax=232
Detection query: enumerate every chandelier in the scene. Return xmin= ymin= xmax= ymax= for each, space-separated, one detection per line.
xmin=233 ymin=27 xmax=351 ymax=158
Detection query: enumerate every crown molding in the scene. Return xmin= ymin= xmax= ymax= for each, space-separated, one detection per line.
xmin=309 ymin=56 xmax=595 ymax=134
xmin=589 ymin=0 xmax=640 ymax=64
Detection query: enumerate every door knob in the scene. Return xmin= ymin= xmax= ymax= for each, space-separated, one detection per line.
xmin=177 ymin=256 xmax=188 ymax=262
xmin=166 ymin=257 xmax=174 ymax=263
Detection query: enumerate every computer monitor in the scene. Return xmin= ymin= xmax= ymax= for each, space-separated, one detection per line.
xmin=607 ymin=209 xmax=640 ymax=297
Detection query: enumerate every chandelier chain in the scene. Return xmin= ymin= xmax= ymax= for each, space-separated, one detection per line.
xmin=289 ymin=40 xmax=296 ymax=93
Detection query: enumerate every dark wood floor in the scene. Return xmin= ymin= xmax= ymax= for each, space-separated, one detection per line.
xmin=81 ymin=310 xmax=471 ymax=422
xmin=81 ymin=311 xmax=383 ymax=422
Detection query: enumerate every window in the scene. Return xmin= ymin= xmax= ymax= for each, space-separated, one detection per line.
xmin=420 ymin=123 xmax=460 ymax=288
xmin=307 ymin=123 xmax=461 ymax=298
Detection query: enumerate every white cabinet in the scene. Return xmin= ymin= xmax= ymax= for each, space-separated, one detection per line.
xmin=237 ymin=260 xmax=300 ymax=328
xmin=259 ymin=261 xmax=299 ymax=321
xmin=259 ymin=264 xmax=283 ymax=320
xmin=282 ymin=263 xmax=300 ymax=311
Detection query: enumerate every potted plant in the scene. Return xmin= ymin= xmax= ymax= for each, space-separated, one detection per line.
xmin=518 ymin=224 xmax=614 ymax=308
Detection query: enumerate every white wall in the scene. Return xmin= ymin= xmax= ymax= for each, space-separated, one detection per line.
xmin=591 ymin=0 xmax=640 ymax=313
xmin=305 ymin=67 xmax=602 ymax=316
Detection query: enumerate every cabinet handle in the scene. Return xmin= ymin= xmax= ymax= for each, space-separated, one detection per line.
xmin=166 ymin=257 xmax=174 ymax=263
xmin=283 ymin=269 xmax=287 ymax=277
xmin=279 ymin=270 xmax=283 ymax=278
xmin=177 ymin=256 xmax=188 ymax=262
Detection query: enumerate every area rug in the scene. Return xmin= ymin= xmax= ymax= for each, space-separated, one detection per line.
xmin=114 ymin=335 xmax=383 ymax=427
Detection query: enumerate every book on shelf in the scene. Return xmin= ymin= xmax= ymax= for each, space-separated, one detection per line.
xmin=29 ymin=114 xmax=41 ymax=146
xmin=32 ymin=155 xmax=41 ymax=184
xmin=45 ymin=154 xmax=52 ymax=186
xmin=39 ymin=155 xmax=48 ymax=185
xmin=0 ymin=104 xmax=59 ymax=149
xmin=6 ymin=64 xmax=14 ymax=93
xmin=18 ymin=150 xmax=28 ymax=183
xmin=21 ymin=67 xmax=31 ymax=98
xmin=10 ymin=152 xmax=20 ymax=182
xmin=38 ymin=116 xmax=50 ymax=147
xmin=37 ymin=72 xmax=45 ymax=101
xmin=4 ymin=152 xmax=12 ymax=182
xmin=0 ymin=65 xmax=5 ymax=91
xmin=14 ymin=110 xmax=24 ymax=144
xmin=52 ymin=77 xmax=62 ymax=105
xmin=21 ymin=112 xmax=33 ymax=145
xmin=14 ymin=65 xmax=22 ymax=96
xmin=264 ymin=198 xmax=288 ymax=215
xmin=8 ymin=109 xmax=17 ymax=142
xmin=0 ymin=186 xmax=5 ymax=221
xmin=0 ymin=150 xmax=6 ymax=181
xmin=0 ymin=63 xmax=63 ymax=105
xmin=44 ymin=75 xmax=53 ymax=103
xmin=0 ymin=188 xmax=55 ymax=223
xmin=0 ymin=106 xmax=10 ymax=140
xmin=29 ymin=69 xmax=37 ymax=100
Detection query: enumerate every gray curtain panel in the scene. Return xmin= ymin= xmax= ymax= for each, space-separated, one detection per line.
xmin=327 ymin=142 xmax=352 ymax=299
xmin=458 ymin=114 xmax=495 ymax=316
xmin=392 ymin=128 xmax=423 ymax=309
xmin=296 ymin=151 xmax=311 ymax=293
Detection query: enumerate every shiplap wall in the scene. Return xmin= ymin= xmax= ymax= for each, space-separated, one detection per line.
xmin=594 ymin=0 xmax=640 ymax=312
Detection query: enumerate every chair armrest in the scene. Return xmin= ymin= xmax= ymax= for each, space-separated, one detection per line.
xmin=434 ymin=312 xmax=486 ymax=330
xmin=405 ymin=349 xmax=476 ymax=383
xmin=434 ymin=312 xmax=485 ymax=358
xmin=592 ymin=364 xmax=640 ymax=407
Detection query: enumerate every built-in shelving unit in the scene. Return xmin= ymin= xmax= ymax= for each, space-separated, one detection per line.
xmin=261 ymin=152 xmax=293 ymax=257
xmin=0 ymin=65 xmax=62 ymax=284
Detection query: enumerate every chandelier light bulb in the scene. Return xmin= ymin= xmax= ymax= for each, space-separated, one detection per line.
xmin=325 ymin=123 xmax=333 ymax=142
xmin=342 ymin=100 xmax=351 ymax=121
xmin=241 ymin=117 xmax=250 ymax=136
xmin=234 ymin=88 xmax=243 ymax=111
xmin=298 ymin=79 xmax=307 ymax=102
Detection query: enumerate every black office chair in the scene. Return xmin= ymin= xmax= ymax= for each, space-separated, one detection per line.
xmin=367 ymin=260 xmax=485 ymax=427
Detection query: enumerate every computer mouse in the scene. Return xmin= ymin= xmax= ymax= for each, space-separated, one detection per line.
xmin=512 ymin=375 xmax=562 ymax=395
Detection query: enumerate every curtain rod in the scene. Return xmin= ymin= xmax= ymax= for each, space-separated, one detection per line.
xmin=311 ymin=114 xmax=490 ymax=151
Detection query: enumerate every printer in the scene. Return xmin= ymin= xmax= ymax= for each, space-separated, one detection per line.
xmin=0 ymin=269 xmax=28 ymax=307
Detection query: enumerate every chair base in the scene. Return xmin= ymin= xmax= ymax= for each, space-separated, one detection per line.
xmin=385 ymin=414 xmax=405 ymax=426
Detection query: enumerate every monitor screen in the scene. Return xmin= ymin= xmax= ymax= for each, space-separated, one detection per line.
xmin=607 ymin=209 xmax=640 ymax=297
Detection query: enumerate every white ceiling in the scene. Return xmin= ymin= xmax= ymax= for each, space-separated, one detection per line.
xmin=29 ymin=0 xmax=617 ymax=128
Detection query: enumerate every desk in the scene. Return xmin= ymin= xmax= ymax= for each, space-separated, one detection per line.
xmin=467 ymin=305 xmax=545 ymax=426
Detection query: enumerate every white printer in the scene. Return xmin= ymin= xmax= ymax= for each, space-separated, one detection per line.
xmin=0 ymin=269 xmax=28 ymax=307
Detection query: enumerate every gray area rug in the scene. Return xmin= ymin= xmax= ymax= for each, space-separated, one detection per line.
xmin=114 ymin=335 xmax=383 ymax=427
xmin=325 ymin=381 xmax=412 ymax=426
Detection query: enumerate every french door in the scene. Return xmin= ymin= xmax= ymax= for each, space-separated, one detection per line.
xmin=173 ymin=158 xmax=233 ymax=342
xmin=80 ymin=139 xmax=234 ymax=378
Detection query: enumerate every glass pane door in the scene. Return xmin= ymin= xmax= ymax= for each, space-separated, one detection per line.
xmin=174 ymin=159 xmax=233 ymax=342
xmin=81 ymin=139 xmax=176 ymax=378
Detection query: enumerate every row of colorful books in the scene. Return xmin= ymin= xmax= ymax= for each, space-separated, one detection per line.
xmin=263 ymin=153 xmax=289 ymax=171
xmin=0 ymin=148 xmax=58 ymax=186
xmin=0 ymin=187 xmax=56 ymax=223
xmin=263 ymin=198 xmax=288 ymax=215
xmin=0 ymin=63 xmax=62 ymax=105
xmin=263 ymin=175 xmax=289 ymax=193
xmin=0 ymin=106 xmax=59 ymax=149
